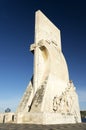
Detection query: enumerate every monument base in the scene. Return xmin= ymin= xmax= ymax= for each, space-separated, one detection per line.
xmin=17 ymin=112 xmax=81 ymax=124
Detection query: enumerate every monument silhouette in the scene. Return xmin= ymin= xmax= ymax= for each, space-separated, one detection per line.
xmin=0 ymin=10 xmax=81 ymax=124
xmin=16 ymin=10 xmax=81 ymax=124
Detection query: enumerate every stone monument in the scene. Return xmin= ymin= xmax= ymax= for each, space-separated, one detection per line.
xmin=16 ymin=10 xmax=81 ymax=124
xmin=0 ymin=10 xmax=81 ymax=124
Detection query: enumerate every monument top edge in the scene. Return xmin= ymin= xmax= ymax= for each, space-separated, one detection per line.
xmin=35 ymin=10 xmax=60 ymax=31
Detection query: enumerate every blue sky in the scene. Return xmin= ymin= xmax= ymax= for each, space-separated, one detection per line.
xmin=0 ymin=0 xmax=86 ymax=112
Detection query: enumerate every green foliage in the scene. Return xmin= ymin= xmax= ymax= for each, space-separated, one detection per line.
xmin=5 ymin=108 xmax=11 ymax=113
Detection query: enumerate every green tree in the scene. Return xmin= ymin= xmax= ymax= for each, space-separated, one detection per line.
xmin=5 ymin=108 xmax=11 ymax=113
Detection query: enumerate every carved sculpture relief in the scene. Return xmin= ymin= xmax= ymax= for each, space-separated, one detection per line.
xmin=53 ymin=82 xmax=75 ymax=114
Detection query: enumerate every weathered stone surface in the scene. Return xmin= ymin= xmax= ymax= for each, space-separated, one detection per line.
xmin=0 ymin=113 xmax=15 ymax=123
xmin=16 ymin=81 xmax=33 ymax=113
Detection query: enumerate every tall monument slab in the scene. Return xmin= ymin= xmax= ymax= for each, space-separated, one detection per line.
xmin=16 ymin=10 xmax=81 ymax=124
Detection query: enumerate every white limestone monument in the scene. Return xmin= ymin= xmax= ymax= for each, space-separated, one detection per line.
xmin=16 ymin=10 xmax=81 ymax=124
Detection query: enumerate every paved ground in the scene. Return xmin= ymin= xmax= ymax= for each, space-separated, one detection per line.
xmin=0 ymin=123 xmax=86 ymax=130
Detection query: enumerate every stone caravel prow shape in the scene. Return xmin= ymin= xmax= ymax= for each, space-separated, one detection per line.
xmin=16 ymin=10 xmax=81 ymax=124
